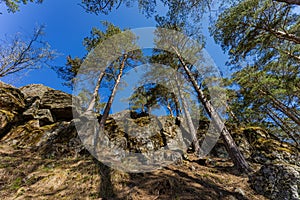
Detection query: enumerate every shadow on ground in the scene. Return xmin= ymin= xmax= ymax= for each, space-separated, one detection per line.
xmin=0 ymin=144 xmax=267 ymax=200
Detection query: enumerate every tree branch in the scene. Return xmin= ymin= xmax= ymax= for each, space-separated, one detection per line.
xmin=274 ymin=0 xmax=300 ymax=6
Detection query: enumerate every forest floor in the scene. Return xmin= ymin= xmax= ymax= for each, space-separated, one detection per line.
xmin=0 ymin=143 xmax=268 ymax=200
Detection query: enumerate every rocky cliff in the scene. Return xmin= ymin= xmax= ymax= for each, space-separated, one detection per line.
xmin=0 ymin=82 xmax=80 ymax=158
xmin=0 ymin=81 xmax=299 ymax=200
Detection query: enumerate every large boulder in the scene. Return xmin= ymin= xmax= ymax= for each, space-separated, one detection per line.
xmin=20 ymin=84 xmax=52 ymax=101
xmin=0 ymin=83 xmax=79 ymax=154
xmin=23 ymin=107 xmax=54 ymax=126
xmin=35 ymin=120 xmax=81 ymax=158
xmin=76 ymin=111 xmax=186 ymax=170
xmin=104 ymin=112 xmax=186 ymax=154
xmin=40 ymin=89 xmax=75 ymax=121
xmin=20 ymin=84 xmax=75 ymax=121
xmin=237 ymin=127 xmax=299 ymax=166
xmin=1 ymin=118 xmax=82 ymax=157
xmin=249 ymin=163 xmax=300 ymax=200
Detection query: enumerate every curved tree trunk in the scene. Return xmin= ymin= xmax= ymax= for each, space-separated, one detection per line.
xmin=173 ymin=47 xmax=252 ymax=173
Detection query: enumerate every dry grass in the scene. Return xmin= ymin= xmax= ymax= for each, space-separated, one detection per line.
xmin=0 ymin=144 xmax=269 ymax=200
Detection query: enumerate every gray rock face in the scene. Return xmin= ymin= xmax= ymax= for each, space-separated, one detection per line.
xmin=210 ymin=127 xmax=299 ymax=166
xmin=1 ymin=83 xmax=183 ymax=161
xmin=35 ymin=121 xmax=81 ymax=158
xmin=1 ymin=82 xmax=299 ymax=179
xmin=20 ymin=84 xmax=52 ymax=100
xmin=23 ymin=107 xmax=54 ymax=125
xmin=20 ymin=84 xmax=75 ymax=121
xmin=40 ymin=89 xmax=74 ymax=121
xmin=249 ymin=164 xmax=300 ymax=200
xmin=0 ymin=83 xmax=183 ymax=160
xmin=0 ymin=83 xmax=79 ymax=156
xmin=104 ymin=113 xmax=186 ymax=154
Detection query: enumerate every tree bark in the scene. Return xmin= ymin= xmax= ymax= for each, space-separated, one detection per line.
xmin=86 ymin=71 xmax=105 ymax=112
xmin=174 ymin=73 xmax=200 ymax=154
xmin=274 ymin=0 xmax=300 ymax=6
xmin=99 ymin=55 xmax=127 ymax=128
xmin=266 ymin=107 xmax=300 ymax=148
xmin=166 ymin=102 xmax=174 ymax=117
xmin=226 ymin=104 xmax=240 ymax=125
xmin=266 ymin=28 xmax=300 ymax=44
xmin=93 ymin=55 xmax=127 ymax=150
xmin=172 ymin=47 xmax=252 ymax=173
xmin=259 ymin=89 xmax=300 ymax=126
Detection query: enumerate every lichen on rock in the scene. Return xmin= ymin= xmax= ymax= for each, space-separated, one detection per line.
xmin=249 ymin=163 xmax=300 ymax=200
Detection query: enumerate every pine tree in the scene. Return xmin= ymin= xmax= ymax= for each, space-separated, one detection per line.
xmin=211 ymin=0 xmax=300 ymax=148
xmin=153 ymin=17 xmax=252 ymax=173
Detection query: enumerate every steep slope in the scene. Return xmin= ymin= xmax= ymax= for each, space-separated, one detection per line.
xmin=0 ymin=143 xmax=268 ymax=200
xmin=0 ymin=82 xmax=299 ymax=200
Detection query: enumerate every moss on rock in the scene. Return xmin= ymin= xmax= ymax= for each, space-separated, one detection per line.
xmin=0 ymin=87 xmax=25 ymax=112
xmin=2 ymin=120 xmax=45 ymax=147
xmin=0 ymin=110 xmax=17 ymax=139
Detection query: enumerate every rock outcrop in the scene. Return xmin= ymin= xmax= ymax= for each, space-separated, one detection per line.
xmin=0 ymin=82 xmax=25 ymax=139
xmin=210 ymin=126 xmax=299 ymax=166
xmin=229 ymin=127 xmax=299 ymax=199
xmin=249 ymin=164 xmax=300 ymax=200
xmin=209 ymin=125 xmax=299 ymax=199
xmin=20 ymin=84 xmax=76 ymax=122
xmin=0 ymin=83 xmax=186 ymax=161
xmin=1 ymin=82 xmax=299 ymax=199
xmin=0 ymin=83 xmax=80 ymax=157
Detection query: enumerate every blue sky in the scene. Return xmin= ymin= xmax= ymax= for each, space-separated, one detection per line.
xmin=0 ymin=0 xmax=228 ymax=96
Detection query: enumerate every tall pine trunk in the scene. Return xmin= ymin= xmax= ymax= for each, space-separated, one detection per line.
xmin=174 ymin=71 xmax=200 ymax=154
xmin=173 ymin=47 xmax=252 ymax=173
xmin=99 ymin=55 xmax=127 ymax=128
xmin=86 ymin=71 xmax=105 ymax=112
xmin=93 ymin=55 xmax=127 ymax=150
